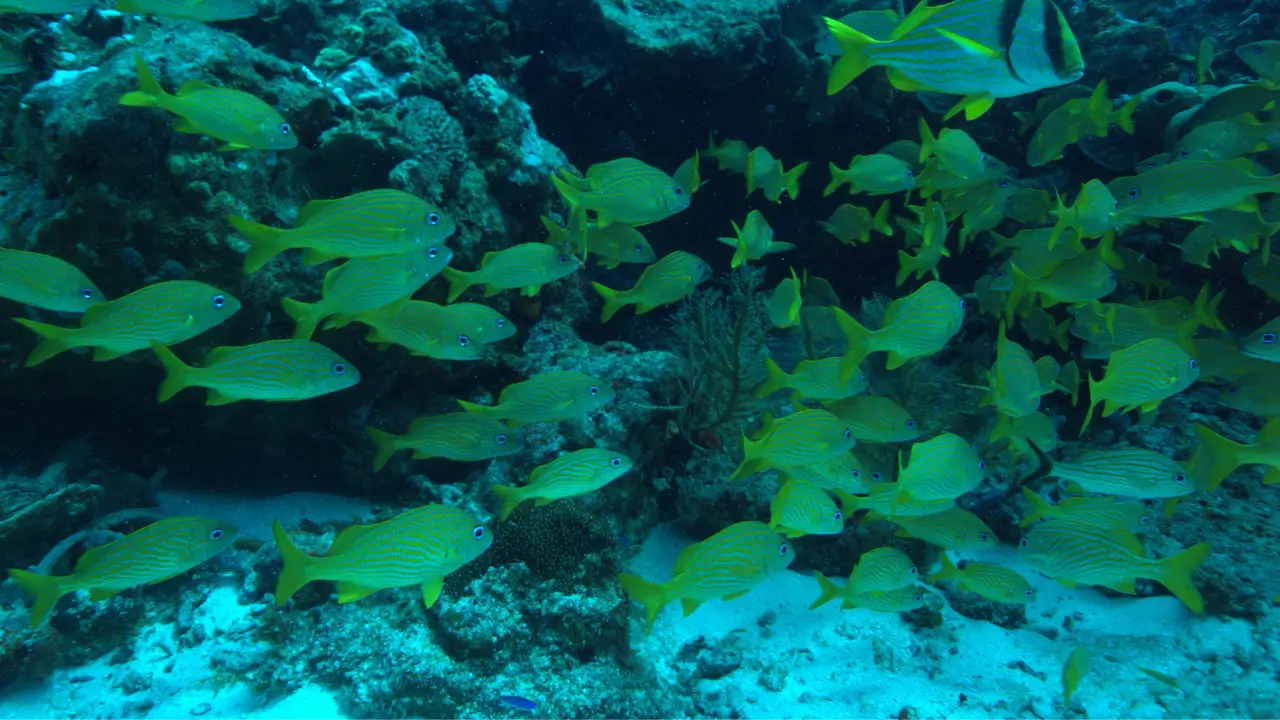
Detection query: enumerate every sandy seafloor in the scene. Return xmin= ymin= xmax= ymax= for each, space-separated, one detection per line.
xmin=0 ymin=491 xmax=1276 ymax=719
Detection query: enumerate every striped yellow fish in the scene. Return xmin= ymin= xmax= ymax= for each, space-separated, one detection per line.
xmin=1219 ymin=367 xmax=1280 ymax=416
xmin=728 ymin=409 xmax=856 ymax=482
xmin=824 ymin=395 xmax=921 ymax=443
xmin=779 ymin=452 xmax=875 ymax=495
xmin=7 ymin=516 xmax=237 ymax=628
xmin=365 ymin=413 xmax=523 ymax=471
xmin=991 ymin=410 xmax=1061 ymax=459
xmin=150 ymin=340 xmax=359 ymax=405
xmin=281 ymin=248 xmax=452 ymax=340
xmin=1241 ymin=317 xmax=1280 ymax=362
xmin=824 ymin=0 xmax=1084 ymax=120
xmin=442 ymin=243 xmax=580 ymax=302
xmin=834 ymin=281 xmax=965 ymax=377
xmin=849 ymin=547 xmax=918 ymax=593
xmin=810 ymin=562 xmax=920 ymax=611
xmin=744 ymin=147 xmax=808 ymax=203
xmin=1069 ymin=303 xmax=1198 ymax=354
xmin=1063 ymin=647 xmax=1091 ymax=704
xmin=757 ymin=356 xmax=867 ymax=402
xmin=888 ymin=507 xmax=997 ymax=550
xmin=1190 ymin=421 xmax=1280 ymax=491
xmin=895 ymin=200 xmax=950 ymax=287
xmin=769 ymin=479 xmax=846 ymax=538
xmin=1008 ymin=256 xmax=1116 ymax=320
xmin=1021 ymin=488 xmax=1153 ymax=533
xmin=1019 ymin=521 xmax=1211 ymax=612
xmin=115 ymin=0 xmax=256 ymax=21
xmin=1191 ymin=338 xmax=1272 ymax=383
xmin=838 ymin=482 xmax=956 ymax=517
xmin=818 ymin=201 xmax=894 ymax=245
xmin=272 ymin=505 xmax=491 ymax=608
xmin=978 ymin=321 xmax=1061 ymax=417
xmin=1081 ymin=338 xmax=1199 ymax=434
xmin=918 ymin=118 xmax=986 ymax=179
xmin=458 ymin=370 xmax=615 ymax=428
xmin=551 ymin=158 xmax=690 ymax=227
xmin=354 ymin=300 xmax=513 ymax=360
xmin=0 ymin=249 xmax=104 ymax=313
xmin=1109 ymin=159 xmax=1280 ymax=223
xmin=846 ymin=585 xmax=926 ymax=612
xmin=492 ymin=448 xmax=633 ymax=521
xmin=717 ymin=209 xmax=795 ymax=269
xmin=765 ymin=269 xmax=802 ymax=329
xmin=539 ymin=215 xmax=655 ymax=270
xmin=229 ymin=189 xmax=455 ymax=273
xmin=823 ymin=154 xmax=916 ymax=196
xmin=928 ymin=555 xmax=1035 ymax=603
xmin=14 ymin=281 xmax=240 ymax=367
xmin=119 ymin=55 xmax=295 ymax=152
xmin=1041 ymin=446 xmax=1195 ymax=499
xmin=1048 ymin=180 xmax=1117 ymax=249
xmin=617 ymin=521 xmax=794 ymax=633
xmin=591 ymin=251 xmax=712 ymax=323
xmin=895 ymin=433 xmax=985 ymax=503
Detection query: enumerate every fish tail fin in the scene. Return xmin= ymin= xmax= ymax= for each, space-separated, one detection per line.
xmin=871 ymin=200 xmax=892 ymax=236
xmin=781 ymin=161 xmax=809 ymax=200
xmin=591 ymin=281 xmax=626 ymax=323
xmin=279 ymin=297 xmax=320 ymax=341
xmin=825 ymin=17 xmax=877 ymax=94
xmin=1005 ymin=263 xmax=1032 ymax=326
xmin=491 ymin=485 xmax=526 ymax=522
xmin=227 ymin=215 xmax=288 ymax=274
xmin=917 ymin=117 xmax=937 ymax=163
xmin=7 ymin=569 xmax=67 ymax=629
xmin=1019 ymin=487 xmax=1052 ymax=527
xmin=756 ymin=356 xmax=788 ymax=398
xmin=731 ymin=230 xmax=750 ymax=269
xmin=118 ymin=54 xmax=168 ymax=108
xmin=550 ymin=173 xmax=583 ymax=217
xmin=271 ymin=520 xmax=314 ymax=606
xmin=1047 ymin=189 xmax=1071 ymax=251
xmin=1190 ymin=282 xmax=1225 ymax=331
xmin=12 ymin=319 xmax=77 ymax=367
xmin=1190 ymin=424 xmax=1244 ymax=492
xmin=365 ymin=426 xmax=401 ymax=472
xmin=150 ymin=342 xmax=194 ymax=403
xmin=895 ymin=248 xmax=917 ymax=287
xmin=1158 ymin=542 xmax=1211 ymax=613
xmin=832 ymin=307 xmax=871 ymax=382
xmin=823 ymin=162 xmax=848 ymax=197
xmin=1080 ymin=372 xmax=1102 ymax=436
xmin=728 ymin=434 xmax=765 ymax=482
xmin=809 ymin=571 xmax=843 ymax=610
xmin=1115 ymin=95 xmax=1140 ymax=134
xmin=1096 ymin=230 xmax=1123 ymax=269
xmin=440 ymin=267 xmax=475 ymax=304
xmin=925 ymin=553 xmax=961 ymax=583
xmin=617 ymin=573 xmax=669 ymax=634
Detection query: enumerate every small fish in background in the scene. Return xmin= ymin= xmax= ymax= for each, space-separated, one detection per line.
xmin=591 ymin=251 xmax=712 ymax=322
xmin=539 ymin=215 xmax=655 ymax=270
xmin=550 ymin=158 xmax=690 ymax=227
xmin=758 ymin=356 xmax=868 ymax=403
xmin=727 ymin=409 xmax=856 ymax=482
xmin=765 ymin=268 xmax=802 ymax=329
xmin=150 ymin=340 xmax=360 ymax=405
xmin=0 ymin=249 xmax=105 ymax=313
xmin=459 ymin=370 xmax=615 ymax=428
xmin=119 ymin=55 xmax=296 ymax=152
xmin=14 ymin=281 xmax=240 ymax=367
xmin=1079 ymin=338 xmax=1200 ymax=434
xmin=970 ymin=321 xmax=1062 ymax=418
xmin=1048 ymin=180 xmax=1117 ymax=250
xmin=114 ymin=0 xmax=257 ymax=21
xmin=1235 ymin=41 xmax=1280 ymax=86
xmin=818 ymin=201 xmax=893 ymax=245
xmin=768 ymin=479 xmax=846 ymax=538
xmin=895 ymin=200 xmax=950 ymax=287
xmin=704 ymin=134 xmax=751 ymax=175
xmin=1026 ymin=81 xmax=1138 ymax=168
xmin=918 ymin=118 xmax=986 ymax=179
xmin=272 ymin=505 xmax=491 ymax=608
xmin=824 ymin=395 xmax=920 ymax=443
xmin=744 ymin=146 xmax=808 ymax=203
xmin=813 ymin=8 xmax=900 ymax=55
xmin=717 ymin=209 xmax=795 ymax=268
xmin=833 ymin=280 xmax=965 ymax=377
xmin=1219 ymin=367 xmax=1280 ymax=417
xmin=353 ymin=300 xmax=512 ymax=360
xmin=492 ymin=448 xmax=633 ymax=521
xmin=365 ymin=413 xmax=524 ymax=471
xmin=823 ymin=154 xmax=915 ymax=197
xmin=1062 ymin=647 xmax=1091 ymax=705
xmin=671 ymin=149 xmax=706 ymax=196
xmin=1240 ymin=316 xmax=1280 ymax=362
xmin=927 ymin=555 xmax=1035 ymax=604
xmin=1190 ymin=421 xmax=1280 ymax=490
xmin=7 ymin=517 xmax=237 ymax=628
xmin=441 ymin=243 xmax=580 ymax=302
xmin=499 ymin=695 xmax=537 ymax=713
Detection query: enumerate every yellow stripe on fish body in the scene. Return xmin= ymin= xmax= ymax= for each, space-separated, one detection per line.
xmin=14 ymin=281 xmax=240 ymax=367
xmin=928 ymin=554 xmax=1035 ymax=603
xmin=823 ymin=154 xmax=916 ymax=196
xmin=845 ymin=585 xmax=925 ymax=612
xmin=354 ymin=300 xmax=512 ymax=360
xmin=1020 ymin=487 xmax=1153 ymax=533
xmin=0 ymin=249 xmax=105 ymax=314
xmin=1109 ymin=158 xmax=1280 ymax=222
xmin=848 ymin=547 xmax=918 ymax=593
xmin=365 ymin=413 xmax=524 ymax=471
xmin=896 ymin=433 xmax=985 ymax=502
xmin=1219 ymin=367 xmax=1280 ymax=416
xmin=151 ymin=340 xmax=359 ymax=405
xmin=7 ymin=517 xmax=237 ymax=628
xmin=834 ymin=280 xmax=964 ymax=377
xmin=1018 ymin=520 xmax=1211 ymax=612
xmin=442 ymin=243 xmax=580 ymax=303
xmin=539 ymin=215 xmax=655 ymax=269
xmin=281 ymin=248 xmax=453 ymax=340
xmin=888 ymin=507 xmax=997 ymax=550
xmin=552 ymin=157 xmax=690 ymax=227
xmin=458 ymin=370 xmax=615 ymax=428
xmin=729 ymin=409 xmax=856 ymax=481
xmin=769 ymin=479 xmax=846 ymax=538
xmin=272 ymin=505 xmax=491 ymax=608
xmin=1081 ymin=338 xmax=1199 ymax=433
xmin=115 ymin=0 xmax=257 ymax=21
xmin=119 ymin=56 xmax=296 ymax=152
xmin=617 ymin=521 xmax=793 ymax=632
xmin=591 ymin=250 xmax=712 ymax=322
xmin=1048 ymin=447 xmax=1194 ymax=499
xmin=989 ymin=321 xmax=1058 ymax=417
xmin=492 ymin=448 xmax=633 ymax=521
xmin=780 ymin=452 xmax=875 ymax=494
xmin=757 ymin=356 xmax=868 ymax=402
xmin=839 ymin=482 xmax=955 ymax=517
xmin=824 ymin=395 xmax=921 ymax=442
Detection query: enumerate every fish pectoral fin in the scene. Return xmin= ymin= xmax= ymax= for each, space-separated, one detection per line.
xmin=173 ymin=118 xmax=204 ymax=134
xmin=421 ymin=577 xmax=444 ymax=608
xmin=89 ymin=587 xmax=125 ymax=602
xmin=523 ymin=285 xmax=542 ymax=296
xmin=336 ymin=582 xmax=381 ymax=603
xmin=680 ymin=598 xmax=703 ymax=617
xmin=1056 ymin=578 xmax=1078 ymax=589
xmin=722 ymin=590 xmax=750 ymax=601
xmin=935 ymin=29 xmax=1001 ymax=59
xmin=205 ymin=390 xmax=238 ymax=406
xmin=217 ymin=143 xmax=250 ymax=152
xmin=1105 ymin=579 xmax=1137 ymax=595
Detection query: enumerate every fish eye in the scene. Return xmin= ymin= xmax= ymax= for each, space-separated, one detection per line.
xmin=778 ymin=543 xmax=789 ymax=556
xmin=1000 ymin=179 xmax=1010 ymax=187
xmin=852 ymin=470 xmax=862 ymax=479
xmin=871 ymin=472 xmax=883 ymax=481
xmin=997 ymin=271 xmax=1006 ymax=279
xmin=1228 ymin=387 xmax=1239 ymax=395
xmin=212 ymin=294 xmax=226 ymax=308
xmin=674 ymin=186 xmax=684 ymax=195
xmin=909 ymin=566 xmax=918 ymax=575
xmin=906 ymin=419 xmax=916 ymax=429
xmin=914 ymin=593 xmax=923 ymax=602
xmin=978 ymin=460 xmax=985 ymax=470
xmin=634 ymin=243 xmax=645 ymax=252
xmin=495 ymin=434 xmax=508 ymax=445
xmin=1189 ymin=359 xmax=1198 ymax=370
xmin=1114 ymin=200 xmax=1120 ymax=210
xmin=278 ymin=123 xmax=291 ymax=135
xmin=209 ymin=529 xmax=223 ymax=541
xmin=426 ymin=212 xmax=441 ymax=225
xmin=1128 ymin=188 xmax=1139 ymax=199
xmin=1178 ymin=149 xmax=1189 ymax=159
xmin=1019 ymin=538 xmax=1029 ymax=549
xmin=906 ymin=169 xmax=914 ymax=178
xmin=559 ymin=255 xmax=570 ymax=264
xmin=1255 ymin=46 xmax=1263 ymax=53
xmin=833 ymin=511 xmax=843 ymax=521
xmin=1140 ymin=516 xmax=1151 ymax=525
xmin=331 ymin=362 xmax=346 ymax=375
xmin=1110 ymin=272 xmax=1117 ymax=282
xmin=1174 ymin=473 xmax=1187 ymax=483
xmin=843 ymin=428 xmax=852 ymax=440
xmin=1262 ymin=333 xmax=1278 ymax=344
xmin=610 ymin=457 xmax=623 ymax=467
xmin=979 ymin=532 xmax=990 ymax=542
xmin=457 ymin=334 xmax=470 ymax=346
xmin=1024 ymin=589 xmax=1034 ymax=597
xmin=472 ymin=526 xmax=485 ymax=540
xmin=589 ymin=385 xmax=600 ymax=396
xmin=959 ymin=299 xmax=966 ymax=309
xmin=427 ymin=247 xmax=439 ymax=258
xmin=79 ymin=288 xmax=94 ymax=299
xmin=495 ymin=319 xmax=507 ymax=328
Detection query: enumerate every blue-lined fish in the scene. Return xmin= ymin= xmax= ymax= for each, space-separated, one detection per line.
xmin=592 ymin=251 xmax=712 ymax=322
xmin=1109 ymin=159 xmax=1280 ymax=222
xmin=888 ymin=508 xmax=997 ymax=550
xmin=354 ymin=300 xmax=513 ymax=360
xmin=617 ymin=521 xmax=794 ymax=633
xmin=1081 ymin=339 xmax=1199 ymax=434
xmin=824 ymin=395 xmax=921 ymax=443
xmin=895 ymin=200 xmax=950 ymax=287
xmin=1069 ymin=303 xmax=1198 ymax=354
xmin=281 ymin=248 xmax=452 ymax=340
xmin=1063 ymin=647 xmax=1090 ymax=704
xmin=824 ymin=154 xmax=915 ymax=196
xmin=1173 ymin=113 xmax=1280 ymax=163
xmin=230 ymin=190 xmax=455 ymax=273
xmin=1220 ymin=367 xmax=1280 ymax=416
xmin=1237 ymin=41 xmax=1280 ymax=85
xmin=848 ymin=547 xmax=918 ymax=593
xmin=823 ymin=0 xmax=1084 ymax=121
xmin=838 ymin=482 xmax=956 ymax=517
xmin=766 ymin=269 xmax=802 ymax=329
xmin=728 ymin=409 xmax=856 ymax=481
xmin=745 ymin=147 xmax=809 ymax=202
xmin=540 ymin=215 xmax=655 ymax=269
xmin=834 ymin=281 xmax=965 ymax=377
xmin=818 ymin=201 xmax=894 ymax=244
xmin=1241 ymin=317 xmax=1280 ymax=362
xmin=769 ymin=479 xmax=846 ymax=538
xmin=150 ymin=340 xmax=358 ymax=405
xmin=0 ymin=249 xmax=105 ymax=313
xmin=492 ymin=448 xmax=633 ymax=521
xmin=442 ymin=243 xmax=579 ymax=302
xmin=1019 ymin=521 xmax=1211 ymax=612
xmin=1027 ymin=82 xmax=1138 ymax=168
xmin=718 ymin=210 xmax=794 ymax=268
xmin=8 ymin=517 xmax=237 ymax=628
xmin=366 ymin=413 xmax=523 ymax=471
xmin=896 ymin=433 xmax=985 ymax=503
xmin=918 ymin=118 xmax=985 ymax=178
xmin=272 ymin=505 xmax=491 ymax=608
xmin=115 ymin=0 xmax=257 ymax=21
xmin=1048 ymin=180 xmax=1117 ymax=249
xmin=14 ymin=281 xmax=240 ymax=367
xmin=815 ymin=8 xmax=901 ymax=54
xmin=757 ymin=357 xmax=867 ymax=402
xmin=1190 ymin=421 xmax=1280 ymax=491
xmin=551 ymin=158 xmax=690 ymax=227
xmin=928 ymin=555 xmax=1035 ymax=603
xmin=459 ymin=370 xmax=615 ymax=428
xmin=780 ymin=452 xmax=876 ymax=495
xmin=1042 ymin=447 xmax=1195 ymax=499
xmin=119 ymin=55 xmax=295 ymax=152
xmin=1008 ymin=255 xmax=1116 ymax=320
xmin=977 ymin=321 xmax=1061 ymax=417
xmin=845 ymin=585 xmax=926 ymax=612
xmin=1021 ymin=488 xmax=1153 ymax=532
xmin=1192 ymin=338 xmax=1273 ymax=383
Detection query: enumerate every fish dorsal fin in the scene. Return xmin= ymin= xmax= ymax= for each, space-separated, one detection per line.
xmin=421 ymin=577 xmax=445 ymax=608
xmin=176 ymin=79 xmax=219 ymax=96
xmin=204 ymin=346 xmax=236 ymax=364
xmin=672 ymin=540 xmax=703 ymax=576
xmin=327 ymin=522 xmax=379 ymax=556
xmin=74 ymin=544 xmax=113 ymax=572
xmin=890 ymin=0 xmax=940 ymax=39
xmin=1113 ymin=529 xmax=1146 ymax=557
xmin=295 ymin=199 xmax=336 ymax=226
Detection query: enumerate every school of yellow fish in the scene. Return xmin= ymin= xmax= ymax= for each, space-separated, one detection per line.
xmin=5 ymin=0 xmax=1280 ymax=699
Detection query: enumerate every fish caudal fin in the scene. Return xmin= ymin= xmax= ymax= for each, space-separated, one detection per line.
xmin=118 ymin=54 xmax=168 ymax=108
xmin=894 ymin=249 xmax=917 ymax=287
xmin=1189 ymin=425 xmax=1243 ymax=492
xmin=365 ymin=426 xmax=401 ymax=472
xmin=727 ymin=433 xmax=766 ymax=482
xmin=280 ymin=297 xmax=320 ymax=341
xmin=150 ymin=342 xmax=195 ymax=403
xmin=1019 ymin=487 xmax=1052 ymax=527
xmin=1080 ymin=372 xmax=1103 ymax=436
xmin=832 ymin=307 xmax=872 ymax=382
xmin=271 ymin=520 xmax=314 ymax=606
xmin=781 ymin=161 xmax=809 ymax=200
xmin=491 ymin=485 xmax=526 ymax=522
xmin=871 ymin=200 xmax=892 ymax=236
xmin=1158 ymin=542 xmax=1211 ymax=613
xmin=925 ymin=553 xmax=961 ymax=583
xmin=756 ymin=356 xmax=788 ymax=399
xmin=7 ymin=569 xmax=67 ymax=629
xmin=12 ymin=319 xmax=77 ymax=367
xmin=441 ymin=267 xmax=474 ymax=304
xmin=227 ymin=216 xmax=289 ymax=275
xmin=591 ymin=282 xmax=627 ymax=323
xmin=825 ymin=18 xmax=877 ymax=95
xmin=1115 ymin=96 xmax=1140 ymax=134
xmin=822 ymin=163 xmax=848 ymax=198
xmin=809 ymin=571 xmax=843 ymax=610
xmin=617 ymin=573 xmax=669 ymax=635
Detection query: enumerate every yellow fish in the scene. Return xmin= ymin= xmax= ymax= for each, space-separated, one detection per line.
xmin=779 ymin=452 xmax=876 ymax=495
xmin=824 ymin=395 xmax=921 ymax=442
xmin=765 ymin=269 xmax=802 ymax=329
xmin=976 ymin=321 xmax=1062 ymax=417
xmin=769 ymin=479 xmax=847 ymax=537
xmin=717 ymin=209 xmax=795 ymax=268
xmin=818 ymin=201 xmax=894 ymax=244
xmin=824 ymin=154 xmax=915 ymax=196
xmin=928 ymin=555 xmax=1035 ymax=603
xmin=0 ymin=249 xmax=105 ymax=313
xmin=551 ymin=158 xmax=689 ymax=227
xmin=1021 ymin=488 xmax=1153 ymax=533
xmin=115 ymin=0 xmax=255 ymax=20
xmin=918 ymin=118 xmax=986 ymax=179
xmin=1190 ymin=421 xmax=1280 ymax=491
xmin=151 ymin=340 xmax=359 ymax=405
xmin=1241 ymin=317 xmax=1280 ymax=362
xmin=1109 ymin=158 xmax=1280 ymax=222
xmin=442 ymin=243 xmax=579 ymax=302
xmin=838 ymin=482 xmax=956 ymax=517
xmin=757 ymin=356 xmax=867 ymax=402
xmin=1236 ymin=41 xmax=1280 ymax=86
xmin=887 ymin=508 xmax=997 ymax=550
xmin=540 ymin=215 xmax=655 ymax=269
xmin=705 ymin=135 xmax=751 ymax=174
xmin=1037 ymin=445 xmax=1195 ymax=499
xmin=591 ymin=251 xmax=712 ymax=322
xmin=834 ymin=280 xmax=965 ymax=377
xmin=354 ymin=300 xmax=514 ymax=360
xmin=728 ymin=409 xmax=856 ymax=482
xmin=895 ymin=432 xmax=985 ymax=504
xmin=745 ymin=147 xmax=809 ymax=202
xmin=895 ymin=200 xmax=951 ymax=287
xmin=492 ymin=448 xmax=633 ymax=520
xmin=1062 ymin=647 xmax=1091 ymax=704
xmin=366 ymin=413 xmax=523 ymax=471
xmin=1048 ymin=179 xmax=1117 ymax=250
xmin=458 ymin=370 xmax=615 ymax=428
xmin=1081 ymin=338 xmax=1200 ymax=433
